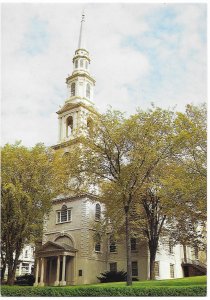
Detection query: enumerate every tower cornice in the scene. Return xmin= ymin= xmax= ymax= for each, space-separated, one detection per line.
xmin=66 ymin=73 xmax=96 ymax=85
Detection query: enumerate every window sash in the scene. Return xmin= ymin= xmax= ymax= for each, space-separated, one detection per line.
xmin=110 ymin=242 xmax=117 ymax=253
xmin=131 ymin=238 xmax=137 ymax=251
xmin=132 ymin=261 xmax=138 ymax=276
xmin=170 ymin=264 xmax=175 ymax=278
xmin=95 ymin=204 xmax=101 ymax=220
xmin=110 ymin=262 xmax=117 ymax=272
xmin=95 ymin=243 xmax=101 ymax=252
xmin=154 ymin=261 xmax=159 ymax=277
xmin=57 ymin=209 xmax=71 ymax=223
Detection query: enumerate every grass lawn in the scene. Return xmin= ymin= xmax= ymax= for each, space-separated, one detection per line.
xmin=1 ymin=276 xmax=207 ymax=297
xmin=89 ymin=275 xmax=207 ymax=288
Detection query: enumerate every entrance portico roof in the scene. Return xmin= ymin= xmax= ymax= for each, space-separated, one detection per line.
xmin=36 ymin=241 xmax=78 ymax=258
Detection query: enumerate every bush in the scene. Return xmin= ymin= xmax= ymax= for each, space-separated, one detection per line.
xmin=15 ymin=274 xmax=35 ymax=286
xmin=1 ymin=285 xmax=206 ymax=297
xmin=97 ymin=271 xmax=127 ymax=283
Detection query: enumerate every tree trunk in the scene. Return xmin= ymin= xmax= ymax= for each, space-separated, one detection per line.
xmin=125 ymin=206 xmax=132 ymax=286
xmin=149 ymin=251 xmax=156 ymax=280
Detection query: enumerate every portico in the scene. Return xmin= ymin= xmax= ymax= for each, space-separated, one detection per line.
xmin=34 ymin=241 xmax=77 ymax=286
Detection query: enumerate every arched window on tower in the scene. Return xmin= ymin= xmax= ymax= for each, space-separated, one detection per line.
xmin=109 ymin=235 xmax=117 ymax=253
xmin=57 ymin=204 xmax=71 ymax=223
xmin=80 ymin=59 xmax=84 ymax=68
xmin=66 ymin=116 xmax=73 ymax=137
xmin=71 ymin=82 xmax=76 ymax=96
xmin=95 ymin=203 xmax=101 ymax=221
xmin=94 ymin=233 xmax=101 ymax=252
xmin=75 ymin=60 xmax=78 ymax=68
xmin=86 ymin=83 xmax=90 ymax=98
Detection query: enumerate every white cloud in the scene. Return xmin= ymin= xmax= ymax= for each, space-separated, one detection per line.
xmin=1 ymin=3 xmax=206 ymax=147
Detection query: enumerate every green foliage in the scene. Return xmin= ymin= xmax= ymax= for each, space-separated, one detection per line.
xmin=1 ymin=285 xmax=206 ymax=297
xmin=97 ymin=271 xmax=127 ymax=283
xmin=1 ymin=142 xmax=67 ymax=284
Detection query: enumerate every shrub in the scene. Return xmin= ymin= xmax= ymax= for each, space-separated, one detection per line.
xmin=97 ymin=271 xmax=127 ymax=283
xmin=15 ymin=274 xmax=35 ymax=286
xmin=1 ymin=285 xmax=207 ymax=297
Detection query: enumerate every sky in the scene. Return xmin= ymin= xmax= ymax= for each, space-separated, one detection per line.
xmin=1 ymin=2 xmax=207 ymax=147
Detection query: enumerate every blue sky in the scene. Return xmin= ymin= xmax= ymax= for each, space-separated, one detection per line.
xmin=1 ymin=2 xmax=207 ymax=146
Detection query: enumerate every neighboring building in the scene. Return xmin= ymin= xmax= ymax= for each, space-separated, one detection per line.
xmin=3 ymin=244 xmax=34 ymax=278
xmin=34 ymin=14 xmax=206 ymax=286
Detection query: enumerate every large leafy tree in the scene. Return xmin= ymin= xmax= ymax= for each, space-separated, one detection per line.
xmin=82 ymin=107 xmax=177 ymax=285
xmin=1 ymin=142 xmax=66 ymax=284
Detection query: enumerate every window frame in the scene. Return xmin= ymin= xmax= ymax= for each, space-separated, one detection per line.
xmin=170 ymin=263 xmax=175 ymax=278
xmin=56 ymin=205 xmax=72 ymax=224
xmin=110 ymin=262 xmax=117 ymax=272
xmin=71 ymin=82 xmax=76 ymax=96
xmin=131 ymin=238 xmax=137 ymax=251
xmin=94 ymin=233 xmax=101 ymax=252
xmin=132 ymin=261 xmax=138 ymax=277
xmin=86 ymin=83 xmax=90 ymax=98
xmin=154 ymin=261 xmax=160 ymax=277
xmin=95 ymin=203 xmax=101 ymax=221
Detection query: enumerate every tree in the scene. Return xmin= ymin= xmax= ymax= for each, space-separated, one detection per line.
xmin=1 ymin=142 xmax=65 ymax=285
xmin=82 ymin=107 xmax=177 ymax=285
xmin=161 ymin=103 xmax=207 ymax=257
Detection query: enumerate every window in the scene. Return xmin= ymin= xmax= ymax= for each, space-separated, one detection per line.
xmin=95 ymin=233 xmax=101 ymax=252
xmin=154 ymin=261 xmax=159 ymax=277
xmin=75 ymin=60 xmax=78 ymax=68
xmin=57 ymin=205 xmax=71 ymax=224
xmin=71 ymin=82 xmax=75 ymax=96
xmin=86 ymin=83 xmax=90 ymax=98
xmin=80 ymin=59 xmax=84 ymax=68
xmin=85 ymin=61 xmax=88 ymax=69
xmin=170 ymin=264 xmax=175 ymax=278
xmin=95 ymin=203 xmax=101 ymax=221
xmin=131 ymin=238 xmax=137 ymax=251
xmin=109 ymin=236 xmax=117 ymax=253
xmin=22 ymin=263 xmax=29 ymax=274
xmin=25 ymin=250 xmax=28 ymax=258
xmin=66 ymin=116 xmax=73 ymax=137
xmin=132 ymin=261 xmax=138 ymax=276
xmin=110 ymin=262 xmax=117 ymax=272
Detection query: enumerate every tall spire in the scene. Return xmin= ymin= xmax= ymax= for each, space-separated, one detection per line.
xmin=78 ymin=11 xmax=86 ymax=49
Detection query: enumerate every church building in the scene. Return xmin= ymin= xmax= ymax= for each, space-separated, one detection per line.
xmin=34 ymin=14 xmax=206 ymax=286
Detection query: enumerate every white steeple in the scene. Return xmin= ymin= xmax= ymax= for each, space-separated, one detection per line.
xmin=78 ymin=12 xmax=86 ymax=50
xmin=64 ymin=12 xmax=95 ymax=106
xmin=54 ymin=13 xmax=96 ymax=147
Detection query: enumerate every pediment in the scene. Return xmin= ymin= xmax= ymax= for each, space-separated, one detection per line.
xmin=37 ymin=241 xmax=65 ymax=252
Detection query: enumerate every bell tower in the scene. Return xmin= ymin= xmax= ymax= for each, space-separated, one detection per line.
xmin=53 ymin=13 xmax=96 ymax=150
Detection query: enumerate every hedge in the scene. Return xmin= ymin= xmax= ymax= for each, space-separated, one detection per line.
xmin=1 ymin=285 xmax=207 ymax=297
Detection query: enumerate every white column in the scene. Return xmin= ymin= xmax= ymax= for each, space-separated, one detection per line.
xmin=34 ymin=259 xmax=39 ymax=286
xmin=58 ymin=117 xmax=62 ymax=142
xmin=54 ymin=255 xmax=60 ymax=286
xmin=60 ymin=255 xmax=67 ymax=286
xmin=39 ymin=258 xmax=45 ymax=286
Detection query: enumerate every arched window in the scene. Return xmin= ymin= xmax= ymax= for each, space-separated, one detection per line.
xmin=80 ymin=59 xmax=84 ymax=68
xmin=95 ymin=233 xmax=101 ymax=252
xmin=85 ymin=61 xmax=88 ymax=69
xmin=66 ymin=116 xmax=73 ymax=137
xmin=109 ymin=235 xmax=117 ymax=253
xmin=57 ymin=204 xmax=71 ymax=223
xmin=71 ymin=82 xmax=76 ymax=96
xmin=75 ymin=60 xmax=78 ymax=68
xmin=86 ymin=83 xmax=90 ymax=98
xmin=95 ymin=203 xmax=101 ymax=221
